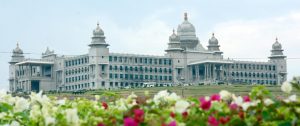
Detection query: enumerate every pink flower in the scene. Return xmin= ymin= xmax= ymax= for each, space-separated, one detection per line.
xmin=134 ymin=109 xmax=144 ymax=123
xmin=168 ymin=121 xmax=177 ymax=126
xmin=199 ymin=97 xmax=212 ymax=110
xmin=243 ymin=96 xmax=251 ymax=102
xmin=229 ymin=103 xmax=238 ymax=110
xmin=97 ymin=123 xmax=105 ymax=126
xmin=124 ymin=117 xmax=138 ymax=126
xmin=210 ymin=94 xmax=221 ymax=101
xmin=208 ymin=116 xmax=219 ymax=126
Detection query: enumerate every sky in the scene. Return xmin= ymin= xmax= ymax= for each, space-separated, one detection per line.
xmin=1 ymin=0 xmax=300 ymax=90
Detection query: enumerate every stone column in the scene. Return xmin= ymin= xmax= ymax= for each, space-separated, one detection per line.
xmin=204 ymin=64 xmax=207 ymax=81
xmin=208 ymin=64 xmax=211 ymax=81
xmin=195 ymin=65 xmax=199 ymax=81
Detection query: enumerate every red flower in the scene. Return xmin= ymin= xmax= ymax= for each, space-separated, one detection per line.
xmin=210 ymin=94 xmax=221 ymax=101
xmin=134 ymin=109 xmax=144 ymax=123
xmin=182 ymin=111 xmax=188 ymax=118
xmin=219 ymin=116 xmax=230 ymax=124
xmin=229 ymin=103 xmax=238 ymax=111
xmin=124 ymin=117 xmax=138 ymax=126
xmin=102 ymin=102 xmax=108 ymax=110
xmin=170 ymin=112 xmax=176 ymax=118
xmin=199 ymin=97 xmax=212 ymax=110
xmin=243 ymin=96 xmax=251 ymax=102
xmin=97 ymin=123 xmax=105 ymax=126
xmin=208 ymin=116 xmax=219 ymax=126
xmin=238 ymin=111 xmax=244 ymax=119
xmin=168 ymin=121 xmax=177 ymax=126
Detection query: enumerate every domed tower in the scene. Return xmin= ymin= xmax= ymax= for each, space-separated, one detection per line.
xmin=9 ymin=43 xmax=25 ymax=92
xmin=88 ymin=22 xmax=110 ymax=89
xmin=177 ymin=13 xmax=200 ymax=51
xmin=10 ymin=43 xmax=25 ymax=63
xmin=165 ymin=29 xmax=183 ymax=53
xmin=42 ymin=47 xmax=56 ymax=59
xmin=207 ymin=33 xmax=222 ymax=55
xmin=268 ymin=37 xmax=287 ymax=85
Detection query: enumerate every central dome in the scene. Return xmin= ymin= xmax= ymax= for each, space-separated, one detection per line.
xmin=177 ymin=13 xmax=196 ymax=35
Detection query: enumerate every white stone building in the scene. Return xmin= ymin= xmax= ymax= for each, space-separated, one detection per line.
xmin=8 ymin=13 xmax=287 ymax=92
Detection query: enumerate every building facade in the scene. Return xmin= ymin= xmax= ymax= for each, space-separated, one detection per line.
xmin=8 ymin=13 xmax=287 ymax=92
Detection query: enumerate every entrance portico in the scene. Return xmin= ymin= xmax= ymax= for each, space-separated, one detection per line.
xmin=188 ymin=60 xmax=233 ymax=84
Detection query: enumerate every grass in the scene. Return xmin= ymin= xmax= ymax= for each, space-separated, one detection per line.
xmin=47 ymin=85 xmax=300 ymax=100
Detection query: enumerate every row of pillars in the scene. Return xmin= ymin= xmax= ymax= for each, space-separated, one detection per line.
xmin=192 ymin=64 xmax=231 ymax=83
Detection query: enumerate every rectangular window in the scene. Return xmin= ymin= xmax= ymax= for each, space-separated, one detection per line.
xmin=139 ymin=58 xmax=143 ymax=63
xmin=109 ymin=56 xmax=112 ymax=61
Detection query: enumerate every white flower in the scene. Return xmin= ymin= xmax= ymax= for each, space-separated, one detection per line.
xmin=153 ymin=90 xmax=169 ymax=105
xmin=115 ymin=98 xmax=128 ymax=111
xmin=250 ymin=100 xmax=261 ymax=106
xmin=128 ymin=92 xmax=137 ymax=99
xmin=30 ymin=105 xmax=42 ymax=120
xmin=166 ymin=92 xmax=180 ymax=102
xmin=45 ymin=116 xmax=56 ymax=126
xmin=153 ymin=90 xmax=181 ymax=105
xmin=219 ymin=90 xmax=232 ymax=101
xmin=281 ymin=81 xmax=292 ymax=94
xmin=242 ymin=102 xmax=251 ymax=111
xmin=174 ymin=100 xmax=190 ymax=113
xmin=233 ymin=96 xmax=243 ymax=106
xmin=56 ymin=99 xmax=66 ymax=106
xmin=65 ymin=108 xmax=79 ymax=126
xmin=10 ymin=121 xmax=20 ymax=126
xmin=95 ymin=95 xmax=100 ymax=101
xmin=264 ymin=98 xmax=274 ymax=106
xmin=284 ymin=95 xmax=297 ymax=103
xmin=14 ymin=97 xmax=30 ymax=112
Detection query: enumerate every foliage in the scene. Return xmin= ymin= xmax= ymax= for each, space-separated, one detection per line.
xmin=0 ymin=82 xmax=300 ymax=126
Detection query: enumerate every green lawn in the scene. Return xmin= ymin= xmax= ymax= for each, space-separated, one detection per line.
xmin=47 ymin=85 xmax=299 ymax=99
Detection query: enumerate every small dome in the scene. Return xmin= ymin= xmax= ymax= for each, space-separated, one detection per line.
xmin=209 ymin=33 xmax=218 ymax=45
xmin=169 ymin=29 xmax=179 ymax=41
xmin=177 ymin=13 xmax=195 ymax=34
xmin=93 ymin=22 xmax=104 ymax=36
xmin=272 ymin=38 xmax=282 ymax=50
xmin=13 ymin=43 xmax=23 ymax=54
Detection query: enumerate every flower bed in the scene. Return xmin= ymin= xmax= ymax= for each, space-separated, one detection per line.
xmin=0 ymin=82 xmax=299 ymax=126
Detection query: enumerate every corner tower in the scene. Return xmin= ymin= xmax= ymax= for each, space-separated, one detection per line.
xmin=9 ymin=43 xmax=25 ymax=92
xmin=268 ymin=37 xmax=287 ymax=84
xmin=88 ymin=22 xmax=110 ymax=89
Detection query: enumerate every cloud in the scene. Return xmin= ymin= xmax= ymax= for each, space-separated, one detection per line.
xmin=211 ymin=11 xmax=300 ymax=79
xmin=103 ymin=13 xmax=173 ymax=55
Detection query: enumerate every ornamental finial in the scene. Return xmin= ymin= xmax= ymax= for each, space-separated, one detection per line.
xmin=173 ymin=29 xmax=175 ymax=34
xmin=184 ymin=12 xmax=188 ymax=21
xmin=96 ymin=21 xmax=100 ymax=29
xmin=212 ymin=32 xmax=215 ymax=37
xmin=276 ymin=37 xmax=278 ymax=42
